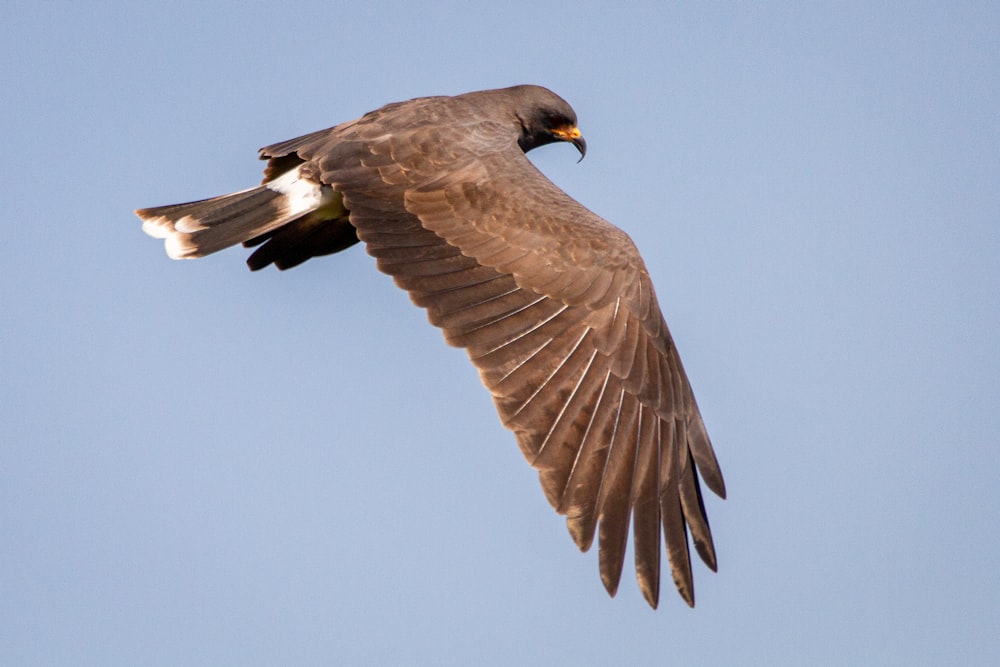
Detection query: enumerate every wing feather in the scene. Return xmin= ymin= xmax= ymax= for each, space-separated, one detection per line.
xmin=596 ymin=396 xmax=642 ymax=597
xmin=562 ymin=385 xmax=624 ymax=551
xmin=660 ymin=418 xmax=695 ymax=605
xmin=251 ymin=104 xmax=724 ymax=607
xmin=631 ymin=409 xmax=663 ymax=608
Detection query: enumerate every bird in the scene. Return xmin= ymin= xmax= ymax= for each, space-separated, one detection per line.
xmin=136 ymin=84 xmax=725 ymax=609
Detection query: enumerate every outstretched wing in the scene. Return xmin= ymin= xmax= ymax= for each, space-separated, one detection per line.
xmin=260 ymin=114 xmax=725 ymax=608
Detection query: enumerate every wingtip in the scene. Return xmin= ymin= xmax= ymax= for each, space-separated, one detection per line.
xmin=640 ymin=583 xmax=660 ymax=610
xmin=674 ymin=573 xmax=696 ymax=607
xmin=695 ymin=539 xmax=719 ymax=573
xmin=600 ymin=569 xmax=621 ymax=599
xmin=709 ymin=472 xmax=727 ymax=500
xmin=566 ymin=515 xmax=596 ymax=553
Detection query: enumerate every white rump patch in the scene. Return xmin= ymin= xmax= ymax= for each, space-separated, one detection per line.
xmin=266 ymin=166 xmax=335 ymax=217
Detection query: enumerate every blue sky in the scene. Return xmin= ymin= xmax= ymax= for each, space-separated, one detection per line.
xmin=2 ymin=2 xmax=998 ymax=664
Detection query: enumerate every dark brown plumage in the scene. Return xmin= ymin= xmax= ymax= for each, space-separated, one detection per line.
xmin=136 ymin=85 xmax=725 ymax=608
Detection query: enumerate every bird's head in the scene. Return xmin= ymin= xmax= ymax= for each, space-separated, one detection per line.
xmin=508 ymin=85 xmax=587 ymax=161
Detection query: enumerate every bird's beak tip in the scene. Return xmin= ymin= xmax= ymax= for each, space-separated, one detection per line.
xmin=552 ymin=126 xmax=586 ymax=162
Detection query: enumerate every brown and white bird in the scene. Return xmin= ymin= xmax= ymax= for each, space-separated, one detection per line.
xmin=137 ymin=84 xmax=725 ymax=608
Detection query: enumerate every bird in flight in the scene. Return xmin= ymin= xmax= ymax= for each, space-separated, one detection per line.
xmin=137 ymin=85 xmax=725 ymax=608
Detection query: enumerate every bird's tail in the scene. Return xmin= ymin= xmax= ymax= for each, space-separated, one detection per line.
xmin=136 ymin=165 xmax=342 ymax=261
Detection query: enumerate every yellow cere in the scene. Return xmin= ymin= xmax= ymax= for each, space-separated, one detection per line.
xmin=554 ymin=126 xmax=581 ymax=139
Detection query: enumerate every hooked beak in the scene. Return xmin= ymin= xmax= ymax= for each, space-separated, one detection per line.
xmin=571 ymin=134 xmax=587 ymax=162
xmin=553 ymin=126 xmax=587 ymax=162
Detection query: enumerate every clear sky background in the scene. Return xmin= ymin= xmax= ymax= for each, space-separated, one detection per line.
xmin=2 ymin=2 xmax=998 ymax=665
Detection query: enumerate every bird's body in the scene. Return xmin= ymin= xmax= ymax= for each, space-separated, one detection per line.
xmin=137 ymin=85 xmax=725 ymax=608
